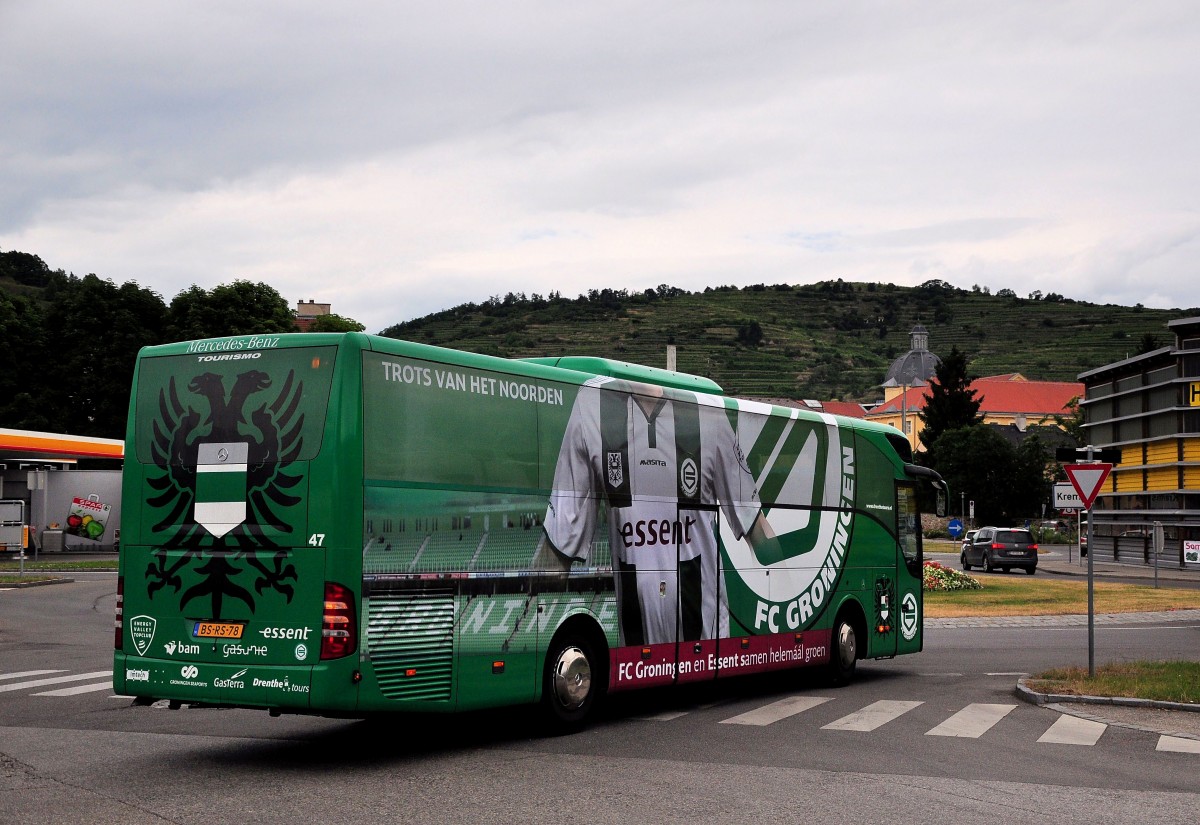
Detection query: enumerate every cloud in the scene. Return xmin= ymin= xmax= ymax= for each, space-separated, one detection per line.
xmin=3 ymin=2 xmax=1199 ymax=332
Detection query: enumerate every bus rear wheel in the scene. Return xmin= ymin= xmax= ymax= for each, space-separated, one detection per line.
xmin=828 ymin=615 xmax=858 ymax=687
xmin=542 ymin=633 xmax=600 ymax=733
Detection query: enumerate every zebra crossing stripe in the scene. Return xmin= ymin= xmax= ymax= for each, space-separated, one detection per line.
xmin=926 ymin=703 xmax=1016 ymax=738
xmin=637 ymin=710 xmax=691 ymax=722
xmin=0 ymin=671 xmax=113 ymax=693
xmin=822 ymin=700 xmax=924 ymax=731
xmin=1157 ymin=736 xmax=1200 ymax=754
xmin=0 ymin=670 xmax=66 ymax=681
xmin=720 ymin=695 xmax=831 ymax=726
xmin=34 ymin=681 xmax=117 ymax=697
xmin=1038 ymin=714 xmax=1107 ymax=746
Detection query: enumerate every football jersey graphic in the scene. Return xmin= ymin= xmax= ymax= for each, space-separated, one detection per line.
xmin=544 ymin=378 xmax=760 ymax=646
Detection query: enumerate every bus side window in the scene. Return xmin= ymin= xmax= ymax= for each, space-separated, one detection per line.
xmin=896 ymin=483 xmax=922 ymax=576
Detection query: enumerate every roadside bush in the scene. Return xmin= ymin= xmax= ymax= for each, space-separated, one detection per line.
xmin=922 ymin=560 xmax=983 ymax=592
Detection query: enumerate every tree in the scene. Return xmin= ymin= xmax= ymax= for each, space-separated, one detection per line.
xmin=167 ymin=280 xmax=296 ymax=341
xmin=1040 ymin=396 xmax=1085 ymax=447
xmin=926 ymin=426 xmax=1045 ymax=525
xmin=308 ymin=313 xmax=365 ymax=333
xmin=918 ymin=345 xmax=981 ymax=450
xmin=0 ymin=291 xmax=50 ymax=430
xmin=737 ymin=320 xmax=764 ymax=346
xmin=1136 ymin=333 xmax=1162 ymax=354
xmin=40 ymin=274 xmax=167 ymax=436
xmin=0 ymin=249 xmax=54 ymax=287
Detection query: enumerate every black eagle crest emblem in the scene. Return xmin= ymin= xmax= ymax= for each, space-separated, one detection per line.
xmin=143 ymin=368 xmax=305 ymax=618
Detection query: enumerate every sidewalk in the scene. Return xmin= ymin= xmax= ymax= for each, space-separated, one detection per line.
xmin=941 ymin=544 xmax=1200 ymax=739
xmin=1036 ymin=545 xmax=1200 ymax=585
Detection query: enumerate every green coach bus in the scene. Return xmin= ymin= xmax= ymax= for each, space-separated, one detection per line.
xmin=114 ymin=332 xmax=945 ymax=729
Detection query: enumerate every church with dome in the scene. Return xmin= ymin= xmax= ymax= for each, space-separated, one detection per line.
xmin=879 ymin=324 xmax=941 ymax=399
xmin=864 ymin=325 xmax=1082 ymax=451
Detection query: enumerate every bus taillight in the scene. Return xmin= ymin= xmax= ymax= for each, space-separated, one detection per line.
xmin=114 ymin=575 xmax=124 ymax=650
xmin=321 ymin=582 xmax=357 ymax=660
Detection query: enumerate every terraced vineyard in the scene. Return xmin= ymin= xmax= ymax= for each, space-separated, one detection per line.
xmin=380 ymin=281 xmax=1188 ymax=401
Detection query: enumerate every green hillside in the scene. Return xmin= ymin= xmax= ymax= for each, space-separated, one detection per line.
xmin=380 ymin=280 xmax=1191 ymax=401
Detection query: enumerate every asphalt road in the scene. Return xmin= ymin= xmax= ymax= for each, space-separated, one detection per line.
xmin=2 ymin=576 xmax=1199 ymax=824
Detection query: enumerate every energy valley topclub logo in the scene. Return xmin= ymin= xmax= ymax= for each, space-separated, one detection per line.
xmin=129 ymin=615 xmax=157 ymax=656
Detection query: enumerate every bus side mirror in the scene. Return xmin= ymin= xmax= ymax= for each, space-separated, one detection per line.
xmin=935 ymin=486 xmax=947 ymax=518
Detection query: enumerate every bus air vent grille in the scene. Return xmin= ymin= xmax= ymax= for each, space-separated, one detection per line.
xmin=368 ymin=590 xmax=455 ymax=701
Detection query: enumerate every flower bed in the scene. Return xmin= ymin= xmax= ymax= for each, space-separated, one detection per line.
xmin=922 ymin=560 xmax=983 ymax=592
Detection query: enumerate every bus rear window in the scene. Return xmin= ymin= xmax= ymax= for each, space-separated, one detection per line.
xmin=133 ymin=346 xmax=337 ymax=465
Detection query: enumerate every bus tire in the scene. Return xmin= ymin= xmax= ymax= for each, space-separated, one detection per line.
xmin=828 ymin=614 xmax=859 ymax=687
xmin=541 ymin=631 xmax=601 ymax=733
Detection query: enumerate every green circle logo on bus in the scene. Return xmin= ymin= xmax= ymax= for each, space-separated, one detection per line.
xmin=900 ymin=592 xmax=919 ymax=641
xmin=719 ymin=413 xmax=854 ymax=634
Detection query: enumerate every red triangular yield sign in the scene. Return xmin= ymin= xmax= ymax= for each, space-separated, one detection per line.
xmin=1063 ymin=463 xmax=1112 ymax=510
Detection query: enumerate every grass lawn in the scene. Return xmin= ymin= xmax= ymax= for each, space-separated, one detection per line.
xmin=0 ymin=559 xmax=117 ymax=572
xmin=1027 ymin=661 xmax=1200 ymax=704
xmin=0 ymin=574 xmax=62 ymax=584
xmin=925 ymin=576 xmax=1200 ymax=618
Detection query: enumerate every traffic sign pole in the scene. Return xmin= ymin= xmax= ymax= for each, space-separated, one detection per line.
xmin=1087 ymin=504 xmax=1094 ymax=677
xmin=1062 ymin=447 xmax=1115 ymax=678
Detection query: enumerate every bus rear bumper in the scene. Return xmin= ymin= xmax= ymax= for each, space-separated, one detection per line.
xmin=115 ymin=653 xmax=314 ymax=710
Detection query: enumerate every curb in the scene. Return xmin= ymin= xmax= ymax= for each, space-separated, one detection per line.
xmin=0 ymin=576 xmax=75 ymax=589
xmin=1016 ymin=677 xmax=1200 ymax=713
xmin=1016 ymin=676 xmax=1200 ymax=741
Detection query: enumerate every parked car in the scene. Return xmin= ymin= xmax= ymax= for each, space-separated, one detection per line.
xmin=960 ymin=529 xmax=977 ymax=555
xmin=961 ymin=526 xmax=1038 ymax=574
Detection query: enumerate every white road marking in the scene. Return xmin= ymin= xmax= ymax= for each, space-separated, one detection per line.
xmin=926 ymin=703 xmax=1016 ymax=738
xmin=0 ymin=670 xmax=66 ymax=681
xmin=1157 ymin=736 xmax=1200 ymax=754
xmin=1038 ymin=715 xmax=1107 ymax=745
xmin=822 ymin=700 xmax=924 ymax=732
xmin=0 ymin=671 xmax=113 ymax=693
xmin=637 ymin=710 xmax=691 ymax=722
xmin=721 ymin=695 xmax=832 ymax=726
xmin=34 ymin=680 xmax=117 ymax=697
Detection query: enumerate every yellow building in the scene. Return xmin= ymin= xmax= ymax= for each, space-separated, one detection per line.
xmin=867 ymin=326 xmax=1082 ymax=451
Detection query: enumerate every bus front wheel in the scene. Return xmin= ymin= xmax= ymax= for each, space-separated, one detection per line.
xmin=542 ymin=633 xmax=600 ymax=733
xmin=828 ymin=615 xmax=859 ymax=687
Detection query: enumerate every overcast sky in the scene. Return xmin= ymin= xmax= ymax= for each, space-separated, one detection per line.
xmin=3 ymin=2 xmax=1198 ymax=333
